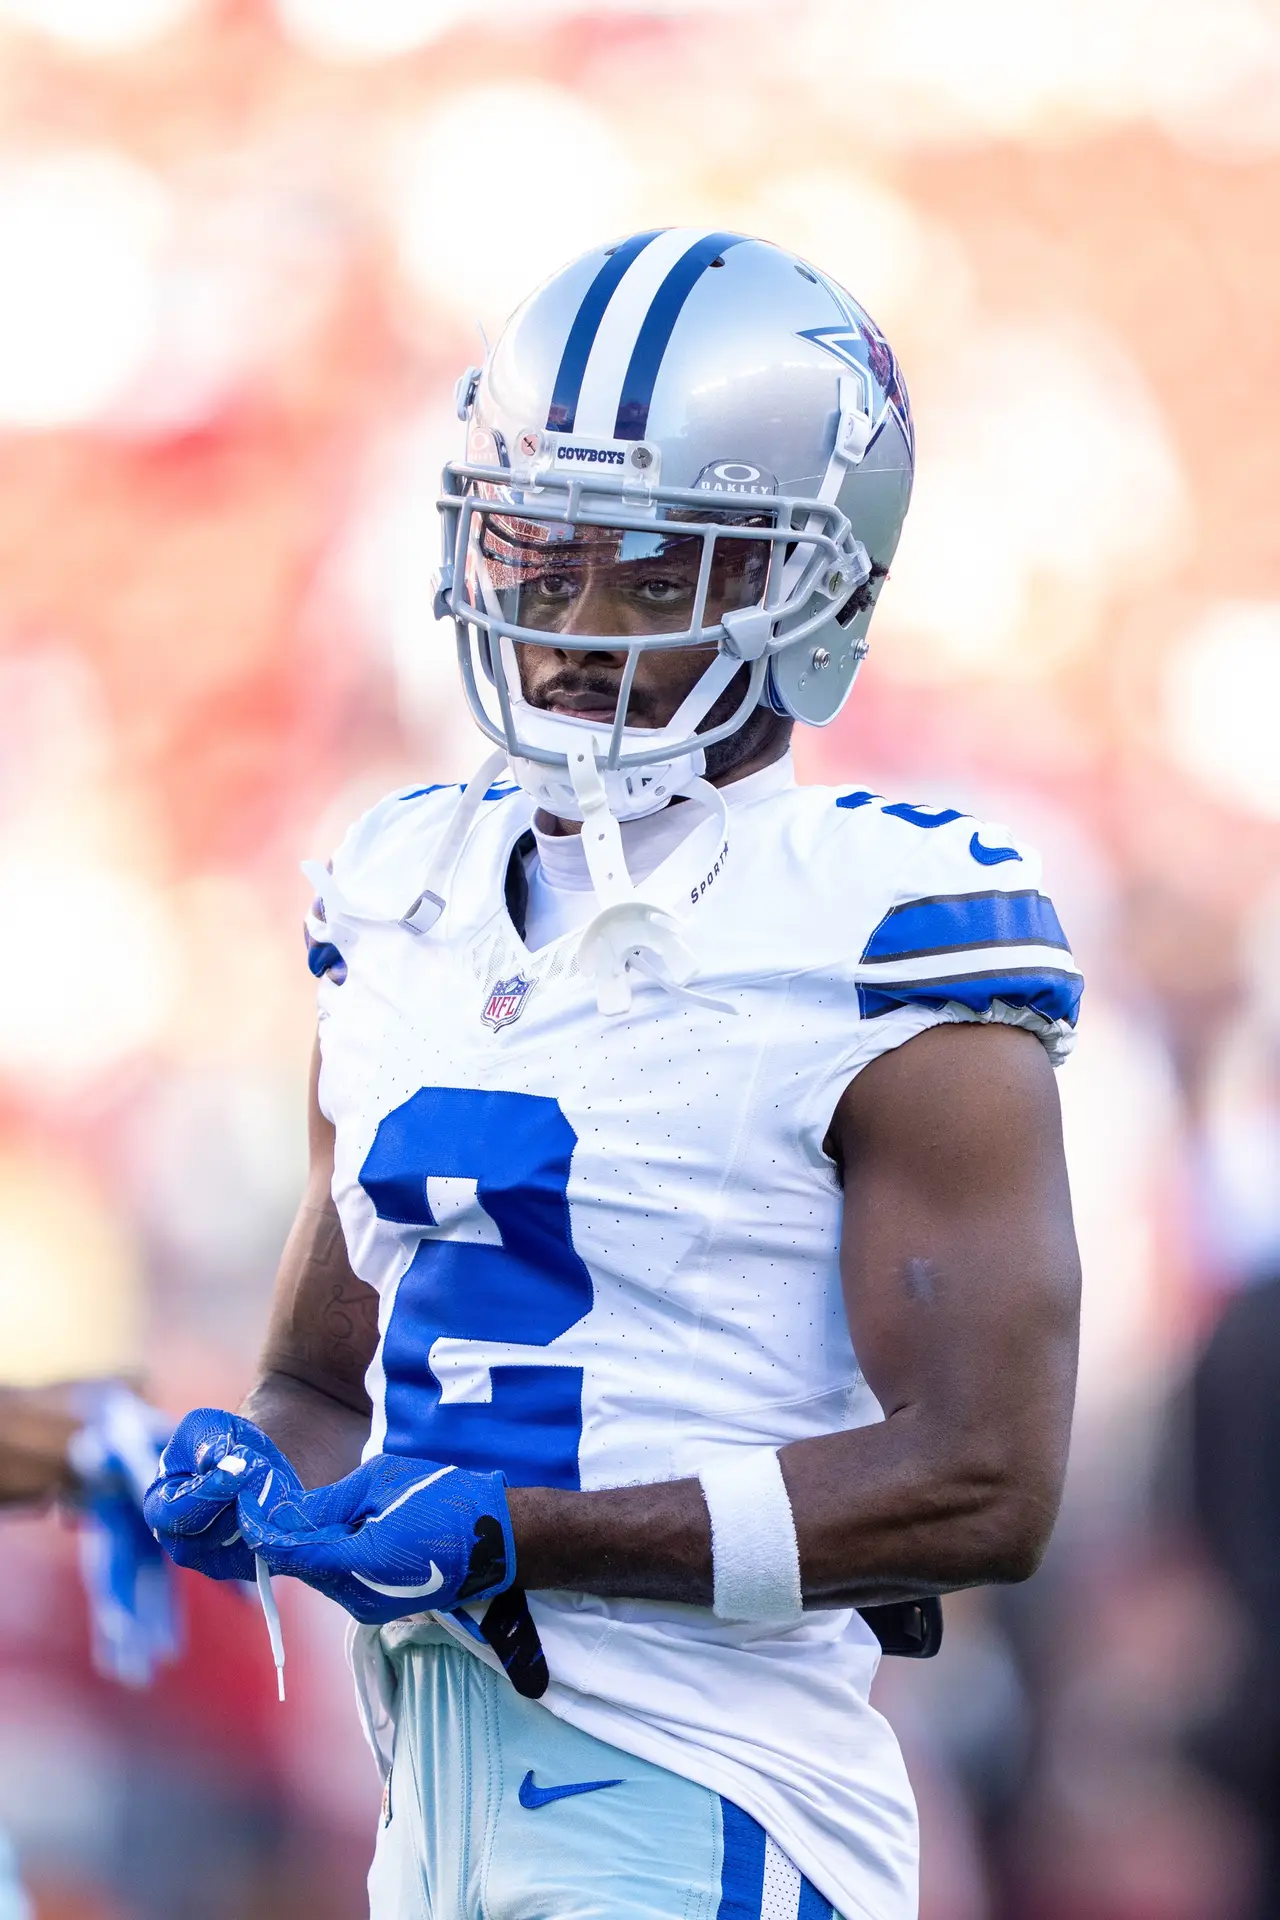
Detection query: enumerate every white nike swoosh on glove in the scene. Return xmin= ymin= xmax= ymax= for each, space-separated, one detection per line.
xmin=352 ymin=1565 xmax=445 ymax=1598
xmin=363 ymin=1465 xmax=456 ymax=1522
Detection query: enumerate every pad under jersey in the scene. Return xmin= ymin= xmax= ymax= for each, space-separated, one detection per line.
xmin=307 ymin=755 xmax=1082 ymax=1920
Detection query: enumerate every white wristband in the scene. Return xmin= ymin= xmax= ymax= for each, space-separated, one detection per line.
xmin=698 ymin=1448 xmax=804 ymax=1624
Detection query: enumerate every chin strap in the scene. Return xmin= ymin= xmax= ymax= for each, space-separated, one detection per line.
xmin=302 ymin=750 xmax=509 ymax=948
xmin=400 ymin=749 xmax=509 ymax=932
xmin=568 ymin=743 xmax=734 ymax=1018
xmin=565 ymin=736 xmax=635 ymax=910
xmin=303 ymin=739 xmax=732 ymax=1021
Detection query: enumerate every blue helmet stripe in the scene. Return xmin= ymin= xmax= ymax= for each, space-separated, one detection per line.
xmin=545 ymin=230 xmax=666 ymax=433
xmin=614 ymin=231 xmax=746 ymax=440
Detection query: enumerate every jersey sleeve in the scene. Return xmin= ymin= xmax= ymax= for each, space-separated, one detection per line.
xmin=800 ymin=804 xmax=1082 ymax=1153
xmin=852 ymin=813 xmax=1082 ymax=1065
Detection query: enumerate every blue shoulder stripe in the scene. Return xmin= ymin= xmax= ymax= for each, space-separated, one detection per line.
xmin=614 ymin=232 xmax=747 ymax=440
xmin=857 ymin=967 xmax=1083 ymax=1026
xmin=862 ymin=889 xmax=1069 ymax=963
xmin=545 ymin=230 xmax=665 ymax=433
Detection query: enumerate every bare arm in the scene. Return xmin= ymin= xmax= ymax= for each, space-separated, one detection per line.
xmin=239 ymin=1039 xmax=379 ymax=1489
xmin=507 ymin=1022 xmax=1081 ymax=1606
xmin=0 ymin=1389 xmax=78 ymax=1505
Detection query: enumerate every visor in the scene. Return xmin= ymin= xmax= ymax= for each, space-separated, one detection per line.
xmin=472 ymin=510 xmax=771 ymax=642
xmin=437 ymin=456 xmax=869 ymax=780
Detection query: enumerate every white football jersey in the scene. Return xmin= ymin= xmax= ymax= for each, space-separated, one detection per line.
xmin=307 ymin=754 xmax=1080 ymax=1920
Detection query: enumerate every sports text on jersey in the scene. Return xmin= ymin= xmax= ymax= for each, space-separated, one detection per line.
xmin=690 ymin=840 xmax=730 ymax=906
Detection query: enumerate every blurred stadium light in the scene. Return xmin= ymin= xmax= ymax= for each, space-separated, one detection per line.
xmin=0 ymin=154 xmax=167 ymax=430
xmin=1163 ymin=603 xmax=1280 ymax=820
xmin=393 ymin=85 xmax=639 ymax=328
xmin=0 ymin=1152 xmax=142 ymax=1384
xmin=0 ymin=0 xmax=200 ymax=52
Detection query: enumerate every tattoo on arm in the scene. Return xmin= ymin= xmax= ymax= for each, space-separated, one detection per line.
xmin=259 ymin=1199 xmax=379 ymax=1415
xmin=317 ymin=1272 xmax=380 ymax=1382
xmin=238 ymin=1040 xmax=376 ymax=1485
xmin=300 ymin=1205 xmax=379 ymax=1379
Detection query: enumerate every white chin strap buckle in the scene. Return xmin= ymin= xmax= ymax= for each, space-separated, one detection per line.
xmin=566 ymin=742 xmax=634 ymax=910
xmin=579 ymin=902 xmax=702 ymax=1017
xmin=566 ymin=743 xmax=733 ymax=1020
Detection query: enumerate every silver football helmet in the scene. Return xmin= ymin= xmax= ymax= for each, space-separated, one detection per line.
xmin=436 ymin=227 xmax=914 ymax=822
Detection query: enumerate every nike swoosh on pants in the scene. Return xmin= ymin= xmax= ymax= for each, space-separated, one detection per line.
xmin=517 ymin=1769 xmax=623 ymax=1810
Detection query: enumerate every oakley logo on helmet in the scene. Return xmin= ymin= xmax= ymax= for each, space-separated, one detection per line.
xmin=694 ymin=461 xmax=777 ymax=497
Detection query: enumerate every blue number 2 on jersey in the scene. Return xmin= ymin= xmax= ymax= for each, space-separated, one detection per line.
xmin=359 ymin=1088 xmax=592 ymax=1489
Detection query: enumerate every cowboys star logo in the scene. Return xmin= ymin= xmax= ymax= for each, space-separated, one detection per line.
xmin=796 ymin=281 xmax=914 ymax=462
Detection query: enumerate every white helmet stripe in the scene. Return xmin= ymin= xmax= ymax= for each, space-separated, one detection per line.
xmin=572 ymin=227 xmax=722 ymax=439
xmin=545 ymin=229 xmax=666 ymax=433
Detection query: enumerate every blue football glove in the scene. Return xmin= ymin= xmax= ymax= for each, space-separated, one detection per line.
xmin=143 ymin=1407 xmax=304 ymax=1584
xmin=238 ymin=1453 xmax=516 ymax=1626
xmin=67 ymin=1387 xmax=180 ymax=1687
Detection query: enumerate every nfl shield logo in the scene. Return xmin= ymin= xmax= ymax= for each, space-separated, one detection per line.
xmin=481 ymin=973 xmax=533 ymax=1030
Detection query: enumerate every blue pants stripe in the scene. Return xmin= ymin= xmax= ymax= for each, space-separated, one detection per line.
xmin=798 ymin=1877 xmax=834 ymax=1919
xmin=717 ymin=1798 xmax=833 ymax=1919
xmin=717 ymin=1798 xmax=767 ymax=1918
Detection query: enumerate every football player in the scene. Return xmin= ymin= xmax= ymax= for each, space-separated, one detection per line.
xmin=147 ymin=230 xmax=1083 ymax=1920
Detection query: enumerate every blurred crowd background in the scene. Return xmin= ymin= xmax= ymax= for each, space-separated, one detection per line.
xmin=1 ymin=1 xmax=1279 ymax=1915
